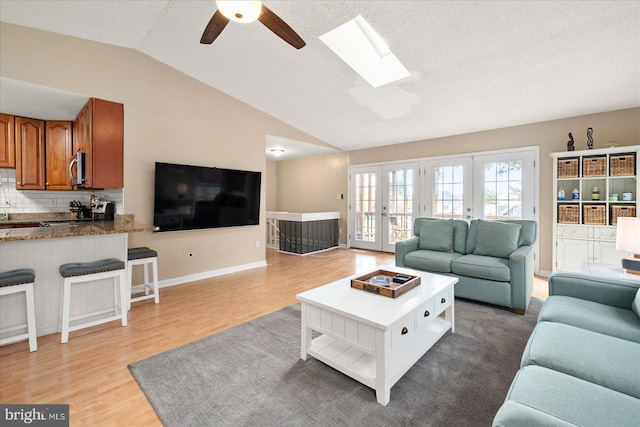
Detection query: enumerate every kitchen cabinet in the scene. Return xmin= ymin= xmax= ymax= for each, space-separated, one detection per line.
xmin=73 ymin=98 xmax=123 ymax=188
xmin=45 ymin=121 xmax=73 ymax=190
xmin=551 ymin=146 xmax=639 ymax=272
xmin=15 ymin=117 xmax=46 ymax=190
xmin=0 ymin=113 xmax=16 ymax=168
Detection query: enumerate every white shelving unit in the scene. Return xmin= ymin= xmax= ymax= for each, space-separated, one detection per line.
xmin=551 ymin=145 xmax=639 ymax=272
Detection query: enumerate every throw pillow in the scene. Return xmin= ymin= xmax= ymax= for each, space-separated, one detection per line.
xmin=419 ymin=219 xmax=454 ymax=252
xmin=633 ymin=288 xmax=640 ymax=318
xmin=473 ymin=220 xmax=522 ymax=259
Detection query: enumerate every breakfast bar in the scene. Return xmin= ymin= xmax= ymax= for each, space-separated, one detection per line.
xmin=0 ymin=219 xmax=156 ymax=337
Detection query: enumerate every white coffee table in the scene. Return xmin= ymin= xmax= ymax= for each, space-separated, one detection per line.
xmin=296 ymin=265 xmax=457 ymax=405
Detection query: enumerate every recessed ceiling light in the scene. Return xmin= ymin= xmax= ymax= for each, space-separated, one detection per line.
xmin=319 ymin=15 xmax=410 ymax=88
xmin=270 ymin=148 xmax=285 ymax=155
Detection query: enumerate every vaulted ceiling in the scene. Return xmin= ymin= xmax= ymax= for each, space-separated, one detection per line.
xmin=1 ymin=1 xmax=639 ymax=155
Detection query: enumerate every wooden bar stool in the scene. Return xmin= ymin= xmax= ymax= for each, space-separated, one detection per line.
xmin=127 ymin=247 xmax=159 ymax=310
xmin=0 ymin=269 xmax=37 ymax=352
xmin=58 ymin=258 xmax=127 ymax=344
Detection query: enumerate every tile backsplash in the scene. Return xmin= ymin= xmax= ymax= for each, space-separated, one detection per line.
xmin=0 ymin=168 xmax=123 ymax=214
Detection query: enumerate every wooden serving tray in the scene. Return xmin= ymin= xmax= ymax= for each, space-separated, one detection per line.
xmin=350 ymin=269 xmax=421 ymax=298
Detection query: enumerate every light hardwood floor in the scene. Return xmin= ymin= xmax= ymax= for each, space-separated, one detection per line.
xmin=0 ymin=248 xmax=548 ymax=426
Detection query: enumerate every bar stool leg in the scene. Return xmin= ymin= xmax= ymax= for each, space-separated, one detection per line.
xmin=118 ymin=270 xmax=128 ymax=326
xmin=25 ymin=282 xmax=37 ymax=352
xmin=127 ymin=262 xmax=133 ymax=311
xmin=143 ymin=265 xmax=150 ymax=296
xmin=61 ymin=278 xmax=72 ymax=344
xmin=152 ymin=257 xmax=159 ymax=304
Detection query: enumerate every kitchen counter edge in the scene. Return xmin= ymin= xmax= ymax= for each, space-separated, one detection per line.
xmin=0 ymin=222 xmax=158 ymax=242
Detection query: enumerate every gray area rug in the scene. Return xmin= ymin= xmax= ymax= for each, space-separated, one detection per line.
xmin=129 ymin=298 xmax=542 ymax=426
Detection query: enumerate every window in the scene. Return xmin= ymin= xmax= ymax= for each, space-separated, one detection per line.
xmin=482 ymin=161 xmax=523 ymax=220
xmin=433 ymin=165 xmax=464 ymax=219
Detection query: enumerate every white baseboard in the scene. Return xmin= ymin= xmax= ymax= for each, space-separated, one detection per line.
xmin=539 ymin=270 xmax=552 ymax=278
xmin=157 ymin=261 xmax=268 ymax=289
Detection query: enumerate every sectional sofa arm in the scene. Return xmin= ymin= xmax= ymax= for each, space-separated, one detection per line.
xmin=548 ymin=272 xmax=640 ymax=310
xmin=509 ymin=245 xmax=535 ymax=312
xmin=395 ymin=237 xmax=420 ymax=267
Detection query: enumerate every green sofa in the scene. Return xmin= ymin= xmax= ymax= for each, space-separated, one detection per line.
xmin=395 ymin=218 xmax=537 ymax=314
xmin=493 ymin=272 xmax=640 ymax=426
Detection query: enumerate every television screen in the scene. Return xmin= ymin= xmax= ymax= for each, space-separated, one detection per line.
xmin=153 ymin=162 xmax=261 ymax=232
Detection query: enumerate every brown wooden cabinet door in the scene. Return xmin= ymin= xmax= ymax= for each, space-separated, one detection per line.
xmin=0 ymin=113 xmax=16 ymax=168
xmin=45 ymin=121 xmax=73 ymax=190
xmin=73 ymin=100 xmax=93 ymax=187
xmin=15 ymin=117 xmax=45 ymax=190
xmin=87 ymin=98 xmax=123 ymax=189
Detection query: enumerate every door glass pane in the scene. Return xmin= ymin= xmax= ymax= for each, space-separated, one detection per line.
xmin=433 ymin=165 xmax=464 ymax=219
xmin=387 ymin=169 xmax=414 ymax=244
xmin=355 ymin=172 xmax=376 ymax=242
xmin=483 ymin=161 xmax=523 ymax=220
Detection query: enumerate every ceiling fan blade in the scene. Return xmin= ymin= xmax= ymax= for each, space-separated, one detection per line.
xmin=200 ymin=10 xmax=229 ymax=44
xmin=258 ymin=5 xmax=306 ymax=49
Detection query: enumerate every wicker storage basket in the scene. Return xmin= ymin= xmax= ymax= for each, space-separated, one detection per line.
xmin=582 ymin=156 xmax=607 ymax=177
xmin=582 ymin=204 xmax=606 ymax=225
xmin=557 ymin=158 xmax=579 ymax=178
xmin=558 ymin=204 xmax=580 ymax=224
xmin=610 ymin=205 xmax=637 ymax=226
xmin=609 ymin=153 xmax=636 ymax=177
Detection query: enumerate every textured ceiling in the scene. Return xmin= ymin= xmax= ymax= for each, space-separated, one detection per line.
xmin=1 ymin=0 xmax=639 ymax=154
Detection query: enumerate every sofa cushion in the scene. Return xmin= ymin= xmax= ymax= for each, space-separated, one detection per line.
xmin=465 ymin=219 xmax=479 ymax=254
xmin=492 ymin=365 xmax=640 ymax=427
xmin=451 ymin=254 xmax=511 ymax=282
xmin=473 ymin=220 xmax=522 ymax=259
xmin=634 ymin=287 xmax=640 ymax=318
xmin=419 ymin=219 xmax=454 ymax=252
xmin=404 ymin=250 xmax=463 ymax=273
xmin=451 ymin=219 xmax=468 ymax=254
xmin=522 ymin=321 xmax=640 ymax=399
xmin=538 ymin=295 xmax=640 ymax=343
xmin=413 ymin=218 xmax=468 ymax=254
xmin=503 ymin=220 xmax=537 ymax=246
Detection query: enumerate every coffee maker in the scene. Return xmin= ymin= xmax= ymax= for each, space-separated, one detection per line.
xmin=92 ymin=200 xmax=115 ymax=221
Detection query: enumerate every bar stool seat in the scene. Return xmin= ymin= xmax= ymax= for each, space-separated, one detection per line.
xmin=127 ymin=247 xmax=159 ymax=310
xmin=59 ymin=258 xmax=127 ymax=343
xmin=0 ymin=269 xmax=37 ymax=352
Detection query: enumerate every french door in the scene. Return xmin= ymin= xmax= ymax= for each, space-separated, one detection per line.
xmin=350 ymin=166 xmax=382 ymax=251
xmin=349 ymin=163 xmax=419 ymax=252
xmin=349 ymin=148 xmax=538 ymax=255
xmin=424 ymin=158 xmax=473 ymax=220
xmin=472 ymin=151 xmax=536 ymax=221
xmin=423 ymin=151 xmax=535 ymax=221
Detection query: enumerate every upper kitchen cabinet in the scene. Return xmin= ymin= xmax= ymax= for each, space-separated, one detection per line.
xmin=74 ymin=98 xmax=123 ymax=189
xmin=0 ymin=113 xmax=16 ymax=168
xmin=45 ymin=121 xmax=73 ymax=190
xmin=15 ymin=117 xmax=45 ymax=190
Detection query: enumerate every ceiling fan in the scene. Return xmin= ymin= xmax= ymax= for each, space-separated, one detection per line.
xmin=200 ymin=0 xmax=306 ymax=49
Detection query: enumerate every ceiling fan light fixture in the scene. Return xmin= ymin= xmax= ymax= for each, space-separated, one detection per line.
xmin=216 ymin=0 xmax=263 ymax=23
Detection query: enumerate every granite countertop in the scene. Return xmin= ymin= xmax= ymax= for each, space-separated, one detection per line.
xmin=0 ymin=213 xmax=157 ymax=242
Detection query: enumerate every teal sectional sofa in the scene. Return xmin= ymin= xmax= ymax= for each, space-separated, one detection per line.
xmin=493 ymin=272 xmax=640 ymax=426
xmin=395 ymin=217 xmax=537 ymax=314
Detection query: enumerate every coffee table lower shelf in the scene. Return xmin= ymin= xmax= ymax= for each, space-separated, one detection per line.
xmin=306 ymin=317 xmax=452 ymax=401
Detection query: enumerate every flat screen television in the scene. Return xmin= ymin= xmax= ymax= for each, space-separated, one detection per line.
xmin=153 ymin=162 xmax=261 ymax=232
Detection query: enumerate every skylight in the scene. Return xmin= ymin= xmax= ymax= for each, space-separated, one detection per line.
xmin=319 ymin=15 xmax=410 ymax=88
